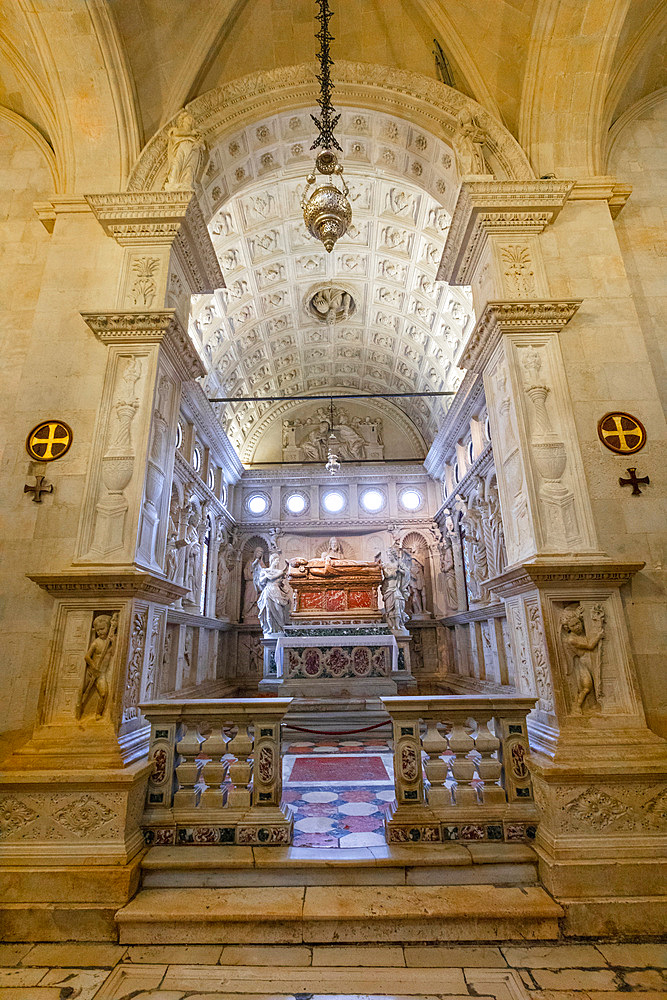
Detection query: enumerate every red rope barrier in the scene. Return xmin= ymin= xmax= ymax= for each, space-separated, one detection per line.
xmin=282 ymin=720 xmax=389 ymax=736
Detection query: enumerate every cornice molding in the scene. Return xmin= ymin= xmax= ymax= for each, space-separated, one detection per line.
xmin=568 ymin=176 xmax=632 ymax=219
xmin=488 ymin=559 xmax=645 ymax=600
xmin=85 ymin=191 xmax=194 ymax=233
xmin=461 ymin=299 xmax=582 ymax=373
xmin=28 ymin=570 xmax=187 ymax=604
xmin=437 ymin=179 xmax=574 ymax=285
xmin=81 ymin=309 xmax=206 ymax=381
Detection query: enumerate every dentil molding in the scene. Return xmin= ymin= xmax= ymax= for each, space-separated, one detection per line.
xmin=461 ymin=299 xmax=582 ymax=373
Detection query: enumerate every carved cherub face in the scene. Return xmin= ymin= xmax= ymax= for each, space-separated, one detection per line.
xmin=93 ymin=615 xmax=111 ymax=638
xmin=253 ymin=547 xmax=264 ymax=559
xmin=560 ymin=608 xmax=584 ymax=635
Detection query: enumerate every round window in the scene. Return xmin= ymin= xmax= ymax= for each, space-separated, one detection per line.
xmin=484 ymin=415 xmax=491 ymax=442
xmin=175 ymin=421 xmax=183 ymax=449
xmin=192 ymin=446 xmax=202 ymax=472
xmin=207 ymin=468 xmax=215 ymax=490
xmin=399 ymin=488 xmax=422 ymax=511
xmin=467 ymin=441 xmax=475 ymax=465
xmin=286 ymin=492 xmax=307 ymax=514
xmin=360 ymin=488 xmax=385 ymax=513
xmin=322 ymin=490 xmax=346 ymax=513
xmin=247 ymin=494 xmax=269 ymax=516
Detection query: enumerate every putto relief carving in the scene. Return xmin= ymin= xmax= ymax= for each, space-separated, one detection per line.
xmin=76 ymin=612 xmax=120 ymax=721
xmin=558 ymin=601 xmax=606 ymax=714
xmin=307 ymin=285 xmax=355 ymax=324
xmin=282 ymin=405 xmax=383 ymax=463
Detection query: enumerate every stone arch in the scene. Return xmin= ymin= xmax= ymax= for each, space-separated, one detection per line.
xmin=128 ymin=61 xmax=533 ymax=193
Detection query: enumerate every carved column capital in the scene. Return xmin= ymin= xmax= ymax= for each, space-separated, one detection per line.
xmin=85 ymin=191 xmax=223 ymax=318
xmin=462 ymin=299 xmax=582 ymax=373
xmin=437 ymin=179 xmax=574 ymax=285
xmin=81 ymin=309 xmax=205 ymax=382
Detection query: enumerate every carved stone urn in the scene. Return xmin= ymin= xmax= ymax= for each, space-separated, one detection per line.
xmin=101 ymin=454 xmax=134 ymax=493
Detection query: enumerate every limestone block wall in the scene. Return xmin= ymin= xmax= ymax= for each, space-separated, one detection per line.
xmin=609 ymin=93 xmax=667 ymax=402
xmin=0 ymin=122 xmax=124 ymax=740
xmin=539 ymin=197 xmax=667 ymax=737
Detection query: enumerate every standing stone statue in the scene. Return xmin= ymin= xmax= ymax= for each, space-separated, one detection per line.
xmin=254 ymin=553 xmax=292 ymax=636
xmin=76 ymin=613 xmax=118 ymax=720
xmin=242 ymin=546 xmax=265 ymax=621
xmin=163 ymin=110 xmax=204 ymax=191
xmin=380 ymin=547 xmax=410 ymax=632
xmin=406 ymin=545 xmax=427 ymax=616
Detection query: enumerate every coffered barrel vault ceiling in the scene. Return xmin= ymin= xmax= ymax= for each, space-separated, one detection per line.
xmin=189 ymin=108 xmax=473 ymax=462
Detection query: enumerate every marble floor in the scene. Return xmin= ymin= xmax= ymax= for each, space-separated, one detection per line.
xmin=0 ymin=940 xmax=664 ymax=999
xmin=282 ymin=738 xmax=395 ymax=849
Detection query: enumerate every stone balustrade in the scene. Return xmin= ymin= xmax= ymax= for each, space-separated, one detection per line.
xmin=381 ymin=695 xmax=537 ymax=845
xmin=140 ymin=697 xmax=293 ymax=847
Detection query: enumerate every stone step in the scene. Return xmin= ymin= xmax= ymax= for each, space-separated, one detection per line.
xmin=141 ymin=843 xmax=539 ymax=887
xmin=116 ymin=883 xmax=563 ymax=944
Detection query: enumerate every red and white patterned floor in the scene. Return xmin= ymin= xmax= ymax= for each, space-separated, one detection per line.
xmin=282 ymin=737 xmax=396 ymax=848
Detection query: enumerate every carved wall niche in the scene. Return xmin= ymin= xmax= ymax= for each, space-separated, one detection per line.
xmin=239 ymin=535 xmax=270 ymax=623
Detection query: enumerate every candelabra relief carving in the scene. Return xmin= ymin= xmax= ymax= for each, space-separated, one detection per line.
xmin=130 ymin=256 xmax=159 ymax=307
xmin=92 ymin=356 xmax=143 ymax=557
xmin=499 ymin=244 xmax=536 ymax=297
xmin=453 ymin=475 xmax=507 ymax=608
xmin=525 ymin=599 xmax=554 ymax=712
xmin=489 ymin=359 xmax=531 ymax=561
xmin=140 ymin=372 xmax=174 ymax=568
xmin=558 ymin=601 xmax=606 ymax=715
xmin=519 ymin=344 xmax=580 ymax=549
xmin=123 ymin=608 xmax=148 ymax=724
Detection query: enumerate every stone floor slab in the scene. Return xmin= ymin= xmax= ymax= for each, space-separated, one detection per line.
xmin=38 ymin=966 xmax=110 ymax=999
xmin=161 ymin=964 xmax=469 ymax=994
xmin=501 ymin=945 xmax=610 ymax=968
xmin=219 ymin=945 xmax=312 ymax=966
xmin=0 ymin=967 xmax=48 ymax=986
xmin=311 ymin=944 xmax=406 ymax=966
xmin=0 ymin=945 xmax=31 ymax=967
xmin=20 ymin=942 xmax=126 ymax=966
xmin=595 ymin=942 xmax=667 ymax=967
xmin=124 ymin=945 xmax=223 ymax=964
xmin=405 ymin=945 xmax=507 ymax=967
xmin=92 ymin=963 xmax=166 ymax=999
xmin=530 ymin=969 xmax=621 ymax=991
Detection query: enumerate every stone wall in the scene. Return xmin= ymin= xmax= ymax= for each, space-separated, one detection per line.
xmin=0 ymin=120 xmax=123 ymax=739
xmin=609 ymin=93 xmax=667 ymax=403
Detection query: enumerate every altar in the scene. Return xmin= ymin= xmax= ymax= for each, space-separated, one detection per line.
xmin=260 ymin=624 xmax=400 ymax=696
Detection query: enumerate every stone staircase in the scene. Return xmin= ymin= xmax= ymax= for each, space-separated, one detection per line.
xmin=115 ymin=843 xmax=563 ymax=944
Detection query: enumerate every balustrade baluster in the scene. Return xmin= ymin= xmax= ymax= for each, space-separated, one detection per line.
xmin=447 ymin=718 xmax=478 ymax=807
xmin=227 ymin=721 xmax=253 ymax=809
xmin=200 ymin=721 xmax=229 ymax=809
xmin=474 ymin=715 xmax=505 ymax=804
xmin=174 ymin=722 xmax=203 ymax=808
xmin=422 ymin=717 xmax=451 ymax=807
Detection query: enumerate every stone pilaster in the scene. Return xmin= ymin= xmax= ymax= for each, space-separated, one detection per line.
xmin=440 ymin=179 xmax=667 ymax=933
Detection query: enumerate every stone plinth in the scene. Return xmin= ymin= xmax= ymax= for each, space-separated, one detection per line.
xmin=260 ymin=624 xmax=399 ymax=697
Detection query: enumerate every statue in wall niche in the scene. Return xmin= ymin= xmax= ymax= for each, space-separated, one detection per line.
xmin=182 ymin=508 xmax=203 ymax=609
xmin=486 ymin=483 xmax=507 ymax=578
xmin=163 ymin=110 xmax=204 ymax=191
xmin=254 ymin=553 xmax=292 ymax=635
xmin=405 ymin=546 xmax=427 ymax=616
xmin=453 ymin=108 xmax=487 ymax=176
xmin=455 ymin=494 xmax=489 ymax=605
xmin=379 ymin=547 xmax=410 ymax=632
xmin=76 ymin=613 xmax=118 ymax=720
xmin=242 ymin=547 xmax=265 ymax=621
xmin=559 ymin=603 xmax=606 ymax=713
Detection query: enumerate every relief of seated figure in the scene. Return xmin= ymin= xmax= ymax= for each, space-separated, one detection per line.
xmin=288 ymin=536 xmax=379 ymax=578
